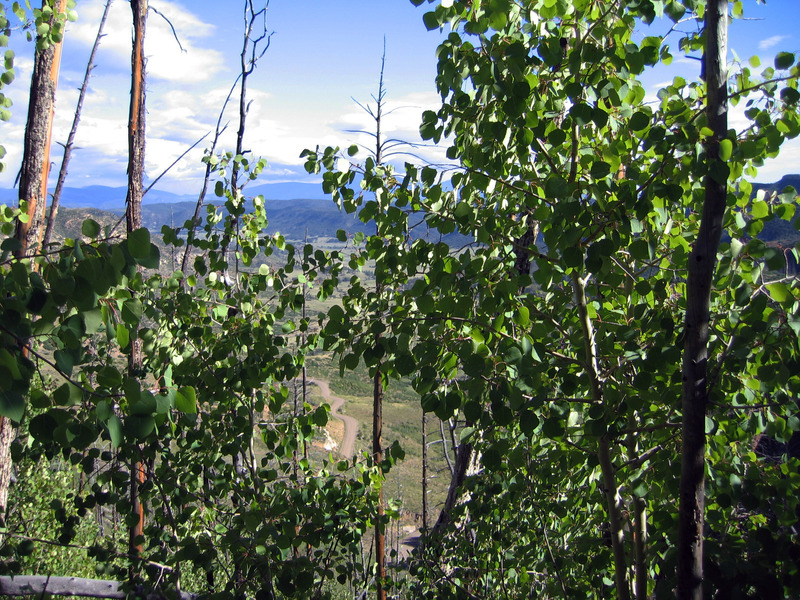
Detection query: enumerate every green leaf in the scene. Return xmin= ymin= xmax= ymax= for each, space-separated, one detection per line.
xmin=122 ymin=298 xmax=143 ymax=325
xmin=125 ymin=414 xmax=155 ymax=441
xmin=117 ymin=323 xmax=130 ymax=349
xmin=513 ymin=306 xmax=530 ymax=327
xmin=488 ymin=10 xmax=507 ymax=30
xmin=718 ymin=139 xmax=733 ymax=161
xmin=629 ymin=111 xmax=650 ymax=131
xmin=774 ymin=52 xmax=795 ymax=70
xmin=175 ymin=386 xmax=197 ymax=414
xmin=590 ymin=161 xmax=611 ymax=178
xmin=520 ymin=410 xmax=539 ymax=435
xmin=82 ymin=308 xmax=103 ymax=334
xmin=422 ymin=11 xmax=439 ymax=30
xmin=751 ymin=199 xmax=768 ymax=219
xmin=780 ymin=87 xmax=800 ymax=105
xmin=81 ymin=218 xmax=100 ymax=238
xmin=545 ymin=176 xmax=568 ymax=198
xmin=542 ymin=417 xmax=564 ymax=439
xmin=53 ymin=382 xmax=82 ymax=406
xmin=313 ymin=405 xmax=328 ymax=426
xmin=128 ymin=227 xmax=151 ymax=258
xmin=766 ymin=282 xmax=791 ymax=304
xmin=0 ymin=390 xmax=24 ymax=421
xmin=394 ymin=353 xmax=416 ymax=376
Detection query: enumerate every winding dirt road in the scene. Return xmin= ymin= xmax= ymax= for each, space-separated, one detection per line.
xmin=308 ymin=378 xmax=358 ymax=458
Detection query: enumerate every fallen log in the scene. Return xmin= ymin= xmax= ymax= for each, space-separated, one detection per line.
xmin=0 ymin=576 xmax=197 ymax=599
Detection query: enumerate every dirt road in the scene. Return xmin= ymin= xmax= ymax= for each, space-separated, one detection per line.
xmin=308 ymin=378 xmax=358 ymax=458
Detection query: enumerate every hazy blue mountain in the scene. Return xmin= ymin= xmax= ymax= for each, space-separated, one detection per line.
xmin=139 ymin=198 xmax=372 ymax=241
xmin=0 ymin=181 xmax=329 ymax=210
xmin=1 ymin=175 xmax=797 ymax=245
xmin=750 ymin=175 xmax=800 ymax=245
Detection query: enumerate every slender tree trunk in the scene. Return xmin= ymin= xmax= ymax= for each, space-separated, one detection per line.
xmin=43 ymin=0 xmax=113 ymax=249
xmin=373 ymin=366 xmax=386 ymax=600
xmin=126 ymin=0 xmax=147 ymax=577
xmin=179 ymin=77 xmax=238 ymax=275
xmin=572 ymin=271 xmax=631 ymax=600
xmin=677 ymin=2 xmax=728 ymax=599
xmin=432 ymin=439 xmax=481 ymax=534
xmin=1 ymin=0 xmax=68 ymax=539
xmin=15 ymin=0 xmax=68 ymax=258
xmin=628 ymin=423 xmax=648 ymax=600
xmin=126 ymin=0 xmax=147 ymax=237
xmin=128 ymin=460 xmax=145 ymax=555
xmin=219 ymin=2 xmax=270 ymax=264
xmin=421 ymin=412 xmax=428 ymax=537
xmin=0 ymin=420 xmax=13 ymax=539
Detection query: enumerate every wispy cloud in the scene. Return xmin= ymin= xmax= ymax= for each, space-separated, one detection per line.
xmin=759 ymin=35 xmax=790 ymax=51
xmin=68 ymin=0 xmax=224 ymax=84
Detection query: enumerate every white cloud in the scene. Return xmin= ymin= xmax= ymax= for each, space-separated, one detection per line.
xmin=67 ymin=0 xmax=224 ymax=84
xmin=759 ymin=35 xmax=790 ymax=51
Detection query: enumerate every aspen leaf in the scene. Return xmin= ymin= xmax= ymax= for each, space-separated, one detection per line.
xmin=718 ymin=138 xmax=733 ymax=161
xmin=775 ymin=52 xmax=795 ymax=70
xmin=176 ymin=386 xmax=197 ymax=414
xmin=751 ymin=199 xmax=768 ymax=219
xmin=766 ymin=282 xmax=790 ymax=304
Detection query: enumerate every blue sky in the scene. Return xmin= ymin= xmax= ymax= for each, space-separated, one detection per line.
xmin=1 ymin=0 xmax=799 ymax=195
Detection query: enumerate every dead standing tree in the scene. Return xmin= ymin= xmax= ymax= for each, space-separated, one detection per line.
xmin=349 ymin=44 xmax=392 ymax=600
xmin=126 ymin=0 xmax=147 ymax=578
xmin=1 ymin=0 xmax=68 ymax=540
xmin=218 ymin=0 xmax=272 ymax=267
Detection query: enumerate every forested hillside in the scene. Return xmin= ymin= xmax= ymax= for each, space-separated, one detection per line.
xmin=1 ymin=1 xmax=800 ymax=600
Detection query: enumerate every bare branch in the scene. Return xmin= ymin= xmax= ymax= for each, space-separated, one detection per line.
xmin=149 ymin=5 xmax=186 ymax=52
xmin=143 ymin=131 xmax=209 ymax=197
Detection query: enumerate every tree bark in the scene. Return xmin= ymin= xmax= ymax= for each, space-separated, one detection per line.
xmin=572 ymin=270 xmax=632 ymax=600
xmin=2 ymin=0 xmax=68 ymax=540
xmin=126 ymin=0 xmax=147 ymax=236
xmin=126 ymin=0 xmax=147 ymax=577
xmin=0 ymin=418 xmax=13 ymax=535
xmin=15 ymin=0 xmax=68 ymax=258
xmin=432 ymin=439 xmax=481 ymax=534
xmin=677 ymin=2 xmax=728 ymax=599
xmin=0 ymin=575 xmax=196 ymax=599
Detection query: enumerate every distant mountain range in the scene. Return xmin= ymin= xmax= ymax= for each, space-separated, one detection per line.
xmin=0 ymin=181 xmax=375 ymax=242
xmin=1 ymin=175 xmax=798 ymax=244
xmin=750 ymin=175 xmax=800 ymax=245
xmin=0 ymin=181 xmax=331 ymax=211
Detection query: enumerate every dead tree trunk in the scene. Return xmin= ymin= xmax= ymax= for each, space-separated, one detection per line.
xmin=14 ymin=0 xmax=68 ymax=258
xmin=126 ymin=0 xmax=147 ymax=237
xmin=677 ymin=2 xmax=728 ymax=599
xmin=1 ymin=0 xmax=68 ymax=539
xmin=0 ymin=575 xmax=197 ymax=599
xmin=43 ymin=0 xmax=113 ymax=249
xmin=218 ymin=1 xmax=270 ymax=264
xmin=126 ymin=0 xmax=147 ymax=577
